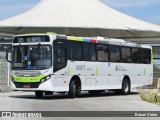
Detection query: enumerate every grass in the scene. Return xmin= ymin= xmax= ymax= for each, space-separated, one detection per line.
xmin=139 ymin=89 xmax=160 ymax=105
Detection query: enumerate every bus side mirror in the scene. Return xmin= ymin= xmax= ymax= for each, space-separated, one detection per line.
xmin=6 ymin=46 xmax=12 ymax=63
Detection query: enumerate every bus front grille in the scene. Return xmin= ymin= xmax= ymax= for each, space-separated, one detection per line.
xmin=14 ymin=71 xmax=41 ymax=77
xmin=14 ymin=82 xmax=40 ymax=88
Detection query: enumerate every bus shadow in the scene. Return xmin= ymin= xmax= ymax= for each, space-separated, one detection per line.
xmin=9 ymin=92 xmax=139 ymax=100
xmin=80 ymin=92 xmax=138 ymax=98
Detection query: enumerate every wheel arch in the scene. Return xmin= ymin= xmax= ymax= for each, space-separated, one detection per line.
xmin=123 ymin=75 xmax=131 ymax=87
xmin=69 ymin=75 xmax=81 ymax=88
xmin=68 ymin=75 xmax=82 ymax=98
xmin=122 ymin=75 xmax=131 ymax=93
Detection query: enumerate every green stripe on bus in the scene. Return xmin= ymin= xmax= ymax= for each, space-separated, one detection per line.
xmin=151 ymin=48 xmax=153 ymax=64
xmin=96 ymin=68 xmax=98 ymax=76
xmin=76 ymin=37 xmax=83 ymax=41
xmin=67 ymin=36 xmax=83 ymax=41
xmin=68 ymin=67 xmax=71 ymax=76
xmin=12 ymin=74 xmax=45 ymax=83
xmin=144 ymin=69 xmax=146 ymax=75
xmin=17 ymin=32 xmax=57 ymax=37
xmin=17 ymin=33 xmax=46 ymax=36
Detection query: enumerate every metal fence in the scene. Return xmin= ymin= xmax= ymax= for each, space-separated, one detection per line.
xmin=0 ymin=52 xmax=10 ymax=87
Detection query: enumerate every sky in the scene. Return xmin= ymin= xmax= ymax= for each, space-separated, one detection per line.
xmin=0 ymin=0 xmax=159 ymax=24
xmin=101 ymin=0 xmax=160 ymax=24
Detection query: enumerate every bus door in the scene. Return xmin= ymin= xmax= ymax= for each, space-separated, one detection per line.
xmin=53 ymin=40 xmax=68 ymax=91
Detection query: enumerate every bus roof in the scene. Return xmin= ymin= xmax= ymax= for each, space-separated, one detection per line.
xmin=56 ymin=35 xmax=151 ymax=49
xmin=15 ymin=33 xmax=151 ymax=49
xmin=16 ymin=32 xmax=57 ymax=37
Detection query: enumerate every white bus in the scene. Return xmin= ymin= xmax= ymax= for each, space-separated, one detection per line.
xmin=6 ymin=32 xmax=153 ymax=98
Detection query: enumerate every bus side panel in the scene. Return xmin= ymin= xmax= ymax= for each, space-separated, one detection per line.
xmin=52 ymin=67 xmax=70 ymax=92
xmin=134 ymin=64 xmax=144 ymax=87
xmin=102 ymin=62 xmax=110 ymax=89
xmin=53 ymin=61 xmax=86 ymax=92
xmin=118 ymin=63 xmax=135 ymax=88
xmin=134 ymin=64 xmax=153 ymax=87
xmin=85 ymin=61 xmax=96 ymax=90
xmin=142 ymin=64 xmax=153 ymax=86
xmin=150 ymin=64 xmax=153 ymax=85
xmin=67 ymin=61 xmax=85 ymax=90
xmin=95 ymin=62 xmax=103 ymax=90
xmin=147 ymin=64 xmax=153 ymax=85
xmin=103 ymin=63 xmax=121 ymax=90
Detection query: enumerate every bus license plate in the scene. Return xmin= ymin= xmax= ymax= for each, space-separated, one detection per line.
xmin=23 ymin=84 xmax=30 ymax=88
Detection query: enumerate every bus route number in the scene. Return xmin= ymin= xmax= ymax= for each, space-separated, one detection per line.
xmin=27 ymin=37 xmax=41 ymax=42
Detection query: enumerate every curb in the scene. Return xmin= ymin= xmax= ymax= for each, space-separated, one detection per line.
xmin=0 ymin=85 xmax=12 ymax=92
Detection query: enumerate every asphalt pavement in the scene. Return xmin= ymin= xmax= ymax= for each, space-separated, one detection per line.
xmin=0 ymin=91 xmax=160 ymax=120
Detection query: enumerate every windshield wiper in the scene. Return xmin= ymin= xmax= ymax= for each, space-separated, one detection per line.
xmin=19 ymin=44 xmax=24 ymax=62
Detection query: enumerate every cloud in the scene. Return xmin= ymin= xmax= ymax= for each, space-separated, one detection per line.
xmin=101 ymin=0 xmax=160 ymax=9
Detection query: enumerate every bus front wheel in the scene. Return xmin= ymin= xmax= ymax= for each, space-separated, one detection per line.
xmin=68 ymin=80 xmax=81 ymax=98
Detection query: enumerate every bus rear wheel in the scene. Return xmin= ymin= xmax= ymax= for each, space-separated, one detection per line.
xmin=121 ymin=78 xmax=130 ymax=95
xmin=35 ymin=91 xmax=43 ymax=98
xmin=115 ymin=78 xmax=130 ymax=95
xmin=68 ymin=80 xmax=81 ymax=98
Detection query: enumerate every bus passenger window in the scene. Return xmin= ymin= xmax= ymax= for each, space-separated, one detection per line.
xmin=110 ymin=45 xmax=120 ymax=62
xmin=97 ymin=45 xmax=109 ymax=62
xmin=69 ymin=42 xmax=82 ymax=61
xmin=141 ymin=48 xmax=151 ymax=64
xmin=83 ymin=44 xmax=96 ymax=61
xmin=132 ymin=48 xmax=141 ymax=63
xmin=121 ymin=47 xmax=132 ymax=63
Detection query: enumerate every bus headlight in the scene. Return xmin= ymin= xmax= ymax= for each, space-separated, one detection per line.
xmin=40 ymin=75 xmax=51 ymax=84
xmin=46 ymin=75 xmax=51 ymax=80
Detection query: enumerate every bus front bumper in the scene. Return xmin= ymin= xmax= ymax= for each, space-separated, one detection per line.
xmin=10 ymin=79 xmax=53 ymax=91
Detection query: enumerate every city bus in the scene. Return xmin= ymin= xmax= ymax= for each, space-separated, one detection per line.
xmin=6 ymin=32 xmax=153 ymax=98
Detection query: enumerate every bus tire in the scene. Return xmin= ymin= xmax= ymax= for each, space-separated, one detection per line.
xmin=35 ymin=91 xmax=43 ymax=98
xmin=76 ymin=85 xmax=81 ymax=97
xmin=121 ymin=78 xmax=130 ymax=95
xmin=68 ymin=80 xmax=76 ymax=98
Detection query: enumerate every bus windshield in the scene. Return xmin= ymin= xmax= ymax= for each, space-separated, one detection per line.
xmin=12 ymin=45 xmax=52 ymax=70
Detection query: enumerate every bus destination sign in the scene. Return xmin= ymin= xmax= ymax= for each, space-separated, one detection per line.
xmin=13 ymin=36 xmax=50 ymax=43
